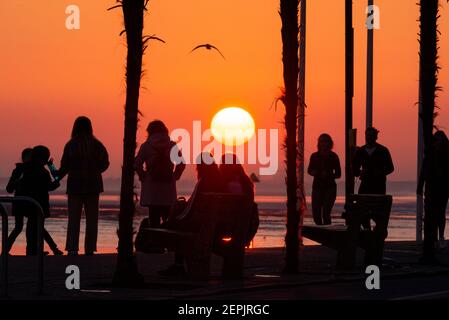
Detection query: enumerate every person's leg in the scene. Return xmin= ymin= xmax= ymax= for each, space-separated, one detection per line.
xmin=66 ymin=194 xmax=83 ymax=253
xmin=148 ymin=205 xmax=162 ymax=227
xmin=322 ymin=185 xmax=337 ymax=225
xmin=26 ymin=214 xmax=37 ymax=255
xmin=7 ymin=215 xmax=24 ymax=253
xmin=84 ymin=194 xmax=99 ymax=254
xmin=423 ymin=194 xmax=438 ymax=260
xmin=311 ymin=188 xmax=323 ymax=225
xmin=160 ymin=205 xmax=171 ymax=224
xmin=437 ymin=195 xmax=448 ymax=240
xmin=43 ymin=227 xmax=58 ymax=252
xmin=358 ymin=180 xmax=369 ymax=194
xmin=158 ymin=252 xmax=186 ymax=277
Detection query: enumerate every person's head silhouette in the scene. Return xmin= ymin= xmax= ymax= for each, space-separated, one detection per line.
xmin=195 ymin=152 xmax=218 ymax=180
xmin=147 ymin=120 xmax=169 ymax=137
xmin=365 ymin=127 xmax=379 ymax=146
xmin=21 ymin=148 xmax=33 ymax=163
xmin=32 ymin=145 xmax=51 ymax=166
xmin=317 ymin=134 xmax=334 ymax=154
xmin=72 ymin=116 xmax=93 ymax=139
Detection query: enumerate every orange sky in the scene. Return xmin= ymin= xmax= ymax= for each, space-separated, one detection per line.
xmin=1 ymin=0 xmax=449 ymax=183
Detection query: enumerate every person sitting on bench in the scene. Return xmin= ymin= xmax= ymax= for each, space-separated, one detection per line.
xmin=219 ymin=153 xmax=259 ymax=247
xmin=158 ymin=152 xmax=224 ymax=277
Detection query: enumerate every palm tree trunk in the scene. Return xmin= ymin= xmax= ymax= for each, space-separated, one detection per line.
xmin=419 ymin=0 xmax=439 ymax=154
xmin=113 ymin=0 xmax=145 ymax=286
xmin=298 ymin=0 xmax=307 ymax=247
xmin=280 ymin=0 xmax=299 ymax=273
xmin=418 ymin=0 xmax=439 ymax=258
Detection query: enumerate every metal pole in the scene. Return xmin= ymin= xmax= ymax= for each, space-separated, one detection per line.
xmin=1 ymin=204 xmax=8 ymax=297
xmin=0 ymin=196 xmax=44 ymax=294
xmin=366 ymin=0 xmax=374 ymax=128
xmin=345 ymin=0 xmax=355 ymax=207
xmin=36 ymin=207 xmax=44 ymax=295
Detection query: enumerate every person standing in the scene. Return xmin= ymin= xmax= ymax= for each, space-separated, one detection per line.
xmin=307 ymin=134 xmax=341 ymax=225
xmin=59 ymin=116 xmax=110 ymax=256
xmin=17 ymin=146 xmax=63 ymax=256
xmin=134 ymin=120 xmax=185 ymax=228
xmin=418 ymin=130 xmax=449 ymax=262
xmin=6 ymin=148 xmax=32 ymax=253
xmin=353 ymin=127 xmax=394 ymax=195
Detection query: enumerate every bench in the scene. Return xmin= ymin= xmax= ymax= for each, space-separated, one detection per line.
xmin=302 ymin=194 xmax=393 ymax=269
xmin=136 ymin=193 xmax=253 ymax=280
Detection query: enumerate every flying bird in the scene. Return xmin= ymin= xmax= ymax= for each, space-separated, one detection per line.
xmin=190 ymin=44 xmax=226 ymax=60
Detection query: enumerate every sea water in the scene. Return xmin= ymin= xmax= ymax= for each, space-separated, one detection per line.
xmin=1 ymin=192 xmax=447 ymax=255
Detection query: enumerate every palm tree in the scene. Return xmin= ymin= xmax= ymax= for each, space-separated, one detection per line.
xmin=419 ymin=0 xmax=439 ymax=154
xmin=297 ymin=0 xmax=307 ymax=249
xmin=112 ymin=0 xmax=147 ymax=286
xmin=418 ymin=0 xmax=442 ymax=259
xmin=280 ymin=0 xmax=299 ymax=273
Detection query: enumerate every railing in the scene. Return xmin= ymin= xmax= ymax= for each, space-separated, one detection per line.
xmin=1 ymin=204 xmax=8 ymax=297
xmin=0 ymin=196 xmax=45 ymax=297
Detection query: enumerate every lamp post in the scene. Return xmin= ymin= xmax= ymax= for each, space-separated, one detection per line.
xmin=345 ymin=0 xmax=355 ymax=207
xmin=366 ymin=0 xmax=374 ymax=128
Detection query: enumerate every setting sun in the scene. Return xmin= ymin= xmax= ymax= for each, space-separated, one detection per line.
xmin=211 ymin=107 xmax=256 ymax=146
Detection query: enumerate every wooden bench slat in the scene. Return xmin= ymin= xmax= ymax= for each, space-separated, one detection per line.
xmin=136 ymin=193 xmax=254 ymax=280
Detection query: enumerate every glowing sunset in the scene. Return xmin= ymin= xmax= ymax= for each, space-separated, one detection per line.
xmin=210 ymin=107 xmax=256 ymax=146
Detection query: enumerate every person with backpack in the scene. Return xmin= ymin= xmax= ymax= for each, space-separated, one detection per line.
xmin=135 ymin=120 xmax=185 ymax=228
xmin=219 ymin=153 xmax=259 ymax=246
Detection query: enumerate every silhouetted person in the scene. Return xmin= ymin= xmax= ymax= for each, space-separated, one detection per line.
xmin=18 ymin=146 xmax=63 ymax=256
xmin=308 ymin=134 xmax=341 ymax=225
xmin=135 ymin=120 xmax=185 ymax=229
xmin=158 ymin=152 xmax=223 ymax=277
xmin=59 ymin=116 xmax=109 ymax=256
xmin=5 ymin=148 xmax=32 ymax=253
xmin=220 ymin=153 xmax=259 ymax=246
xmin=418 ymin=131 xmax=449 ymax=263
xmin=353 ymin=127 xmax=394 ymax=195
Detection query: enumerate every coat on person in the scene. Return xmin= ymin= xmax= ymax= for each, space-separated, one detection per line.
xmin=353 ymin=143 xmax=394 ymax=194
xmin=59 ymin=137 xmax=109 ymax=194
xmin=135 ymin=132 xmax=185 ymax=207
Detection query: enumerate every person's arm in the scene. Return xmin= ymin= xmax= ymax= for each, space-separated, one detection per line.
xmin=353 ymin=148 xmax=362 ymax=177
xmin=49 ymin=179 xmax=61 ymax=191
xmin=134 ymin=144 xmax=146 ymax=181
xmin=173 ymin=145 xmax=186 ymax=181
xmin=307 ymin=153 xmax=317 ymax=176
xmin=97 ymin=141 xmax=110 ymax=173
xmin=6 ymin=167 xmax=20 ymax=194
xmin=45 ymin=170 xmax=60 ymax=191
xmin=334 ymin=154 xmax=342 ymax=179
xmin=384 ymin=148 xmax=395 ymax=176
xmin=58 ymin=143 xmax=71 ymax=180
